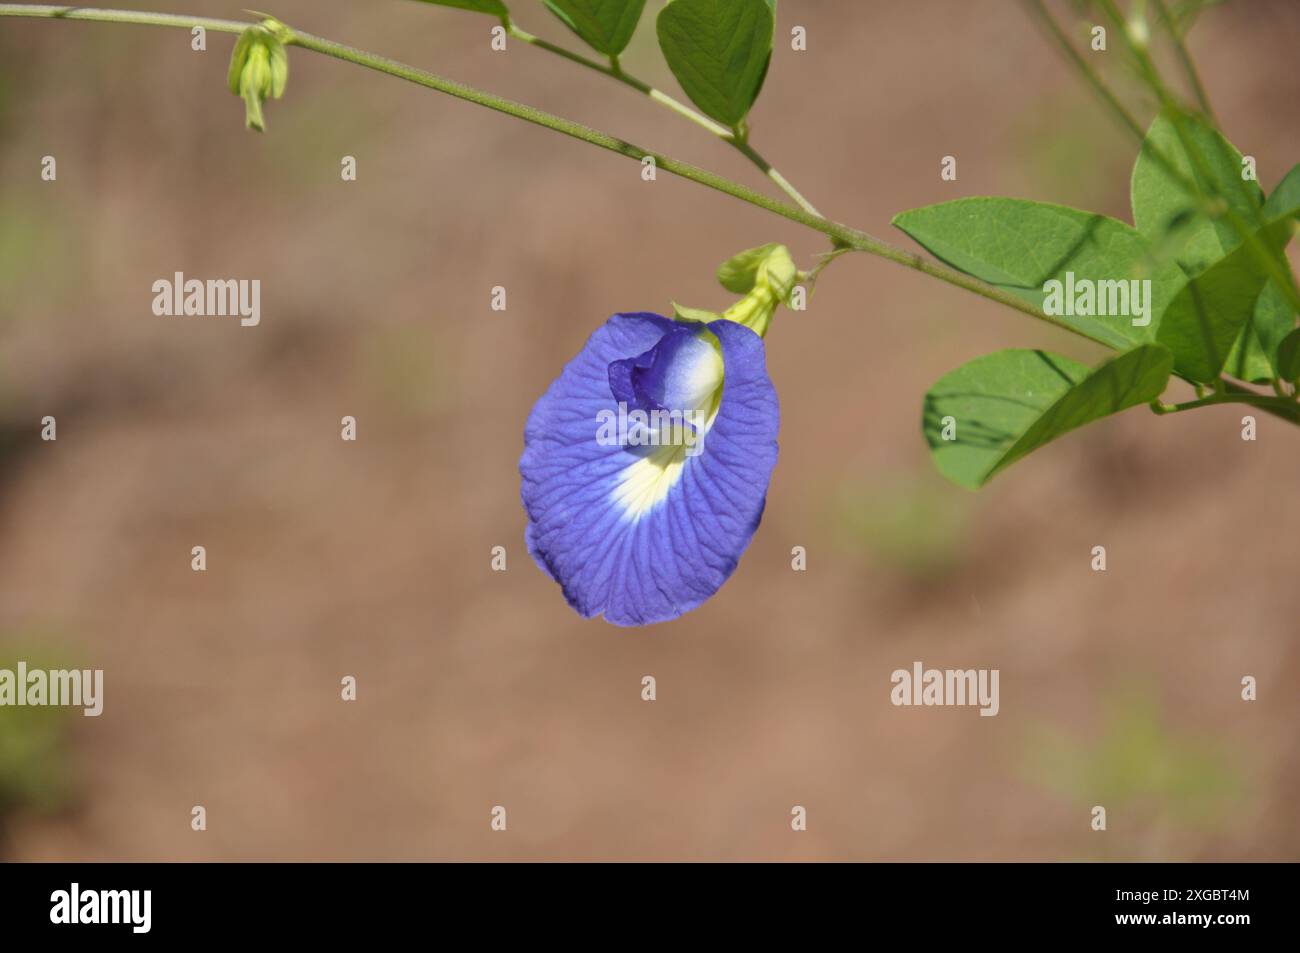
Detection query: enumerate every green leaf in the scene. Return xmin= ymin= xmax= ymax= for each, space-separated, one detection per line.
xmin=543 ymin=0 xmax=646 ymax=57
xmin=1154 ymin=238 xmax=1275 ymax=382
xmin=923 ymin=345 xmax=1173 ymax=490
xmin=411 ymin=0 xmax=509 ymax=18
xmin=1223 ymin=281 xmax=1294 ymax=383
xmin=1219 ymin=164 xmax=1300 ymax=381
xmin=892 ymin=197 xmax=1185 ymax=350
xmin=1157 ymin=184 xmax=1300 ymax=381
xmin=656 ymin=0 xmax=775 ymax=128
xmin=1276 ymin=328 xmax=1300 ymax=383
xmin=1131 ymin=108 xmax=1264 ymax=274
xmin=1263 ymin=162 xmax=1300 ymax=223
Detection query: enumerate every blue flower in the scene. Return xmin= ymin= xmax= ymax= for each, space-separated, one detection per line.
xmin=520 ymin=312 xmax=779 ymax=625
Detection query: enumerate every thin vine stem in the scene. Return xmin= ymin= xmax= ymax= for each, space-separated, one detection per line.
xmin=1032 ymin=0 xmax=1300 ymax=318
xmin=4 ymin=2 xmax=1299 ymax=428
xmin=293 ymin=26 xmax=1086 ymax=333
xmin=506 ymin=25 xmax=729 ymax=138
xmin=1092 ymin=0 xmax=1300 ymax=315
xmin=1151 ymin=0 xmax=1217 ymax=124
xmin=1151 ymin=390 xmax=1299 ymax=417
xmin=505 ymin=23 xmax=823 ymax=218
xmin=1022 ymin=0 xmax=1145 ymax=140
xmin=0 ymin=3 xmax=246 ymax=33
xmin=0 ymin=2 xmax=1096 ymax=344
xmin=1038 ymin=0 xmax=1300 ymax=416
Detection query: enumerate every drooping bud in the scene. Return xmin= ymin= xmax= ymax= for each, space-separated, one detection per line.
xmin=228 ymin=21 xmax=290 ymax=131
xmin=671 ymin=243 xmax=799 ymax=338
xmin=717 ymin=243 xmax=797 ymax=337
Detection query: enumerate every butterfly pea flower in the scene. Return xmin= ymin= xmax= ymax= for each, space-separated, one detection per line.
xmin=520 ymin=314 xmax=778 ymax=625
xmin=519 ymin=245 xmax=795 ymax=626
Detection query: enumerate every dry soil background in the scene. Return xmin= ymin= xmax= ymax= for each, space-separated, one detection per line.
xmin=0 ymin=0 xmax=1297 ymax=860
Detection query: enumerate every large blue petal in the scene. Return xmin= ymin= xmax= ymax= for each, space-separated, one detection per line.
xmin=520 ymin=313 xmax=779 ymax=626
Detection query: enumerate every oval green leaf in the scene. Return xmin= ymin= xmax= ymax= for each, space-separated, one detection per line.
xmin=1157 ymin=238 xmax=1275 ymax=382
xmin=543 ymin=0 xmax=646 ymax=57
xmin=892 ymin=197 xmax=1186 ymax=351
xmin=923 ymin=345 xmax=1174 ymax=490
xmin=1223 ymin=280 xmax=1294 ymax=384
xmin=1156 ymin=186 xmax=1300 ymax=382
xmin=656 ymin=0 xmax=775 ymax=129
xmin=1131 ymin=108 xmax=1264 ymax=274
xmin=1211 ymin=163 xmax=1300 ymax=382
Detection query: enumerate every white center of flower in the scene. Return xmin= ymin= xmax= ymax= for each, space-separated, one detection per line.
xmin=610 ymin=331 xmax=724 ymax=521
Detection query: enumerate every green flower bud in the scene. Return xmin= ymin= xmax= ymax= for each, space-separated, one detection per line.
xmin=672 ymin=244 xmax=798 ymax=338
xmin=718 ymin=243 xmax=797 ymax=337
xmin=228 ymin=22 xmax=290 ymax=132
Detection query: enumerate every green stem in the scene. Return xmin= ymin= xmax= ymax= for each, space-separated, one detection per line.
xmin=803 ymin=247 xmax=853 ymax=293
xmin=290 ymin=29 xmax=819 ymax=231
xmin=0 ymin=3 xmax=1096 ymax=345
xmin=1094 ymin=0 xmax=1300 ymax=316
xmin=507 ymin=25 xmax=728 ymax=136
xmin=1026 ymin=0 xmax=1217 ymax=214
xmin=1023 ymin=0 xmax=1145 ymax=140
xmin=1151 ymin=0 xmax=1216 ymax=124
xmin=293 ymin=27 xmax=1071 ymax=330
xmin=506 ymin=23 xmax=823 ymax=217
xmin=6 ymin=3 xmax=1300 ymax=432
xmin=0 ymin=3 xmax=245 ymax=32
xmin=1151 ymin=390 xmax=1298 ymax=418
xmin=1030 ymin=0 xmax=1300 ymax=316
xmin=730 ymin=139 xmax=822 ymax=219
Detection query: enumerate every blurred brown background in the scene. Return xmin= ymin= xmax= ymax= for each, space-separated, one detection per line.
xmin=0 ymin=0 xmax=1297 ymax=861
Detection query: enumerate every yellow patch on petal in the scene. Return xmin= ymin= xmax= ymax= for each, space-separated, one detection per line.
xmin=610 ymin=386 xmax=722 ymax=522
xmin=610 ymin=443 xmax=691 ymax=522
